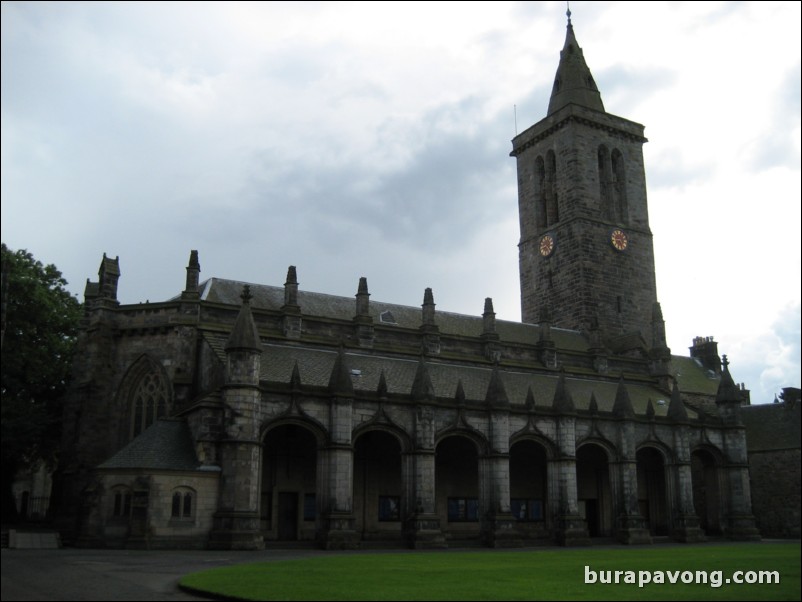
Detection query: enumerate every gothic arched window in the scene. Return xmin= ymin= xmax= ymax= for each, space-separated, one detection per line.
xmin=121 ymin=357 xmax=172 ymax=441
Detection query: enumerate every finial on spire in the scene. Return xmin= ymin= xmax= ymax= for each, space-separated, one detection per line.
xmin=722 ymin=354 xmax=729 ymax=369
xmin=241 ymin=284 xmax=252 ymax=304
xmin=566 ymin=1 xmax=572 ymax=26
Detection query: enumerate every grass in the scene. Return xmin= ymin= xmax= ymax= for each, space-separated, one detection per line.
xmin=179 ymin=542 xmax=801 ymax=601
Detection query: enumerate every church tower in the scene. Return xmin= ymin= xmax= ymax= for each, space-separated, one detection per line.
xmin=512 ymin=11 xmax=657 ymax=349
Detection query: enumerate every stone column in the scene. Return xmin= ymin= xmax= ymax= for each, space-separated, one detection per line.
xmin=669 ymin=425 xmax=705 ymax=542
xmin=481 ymin=409 xmax=521 ymax=547
xmin=405 ymin=406 xmax=445 ymax=548
xmin=319 ymin=393 xmax=359 ymax=549
xmin=613 ymin=419 xmax=651 ymax=544
xmin=721 ymin=426 xmax=761 ymax=540
xmin=554 ymin=416 xmax=590 ymax=546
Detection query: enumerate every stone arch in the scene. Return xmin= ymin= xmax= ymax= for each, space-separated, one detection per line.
xmin=260 ymin=421 xmax=321 ymax=542
xmin=261 ymin=415 xmax=328 ymax=448
xmin=435 ymin=427 xmax=490 ymax=456
xmin=118 ymin=355 xmax=173 ymax=444
xmin=576 ymin=441 xmax=615 ymax=537
xmin=691 ymin=444 xmax=724 ymax=535
xmin=509 ymin=438 xmax=551 ymax=537
xmin=509 ymin=432 xmax=557 ymax=460
xmin=352 ymin=421 xmax=412 ymax=454
xmin=435 ymin=433 xmax=482 ymax=540
xmin=353 ymin=428 xmax=405 ymax=541
xmin=636 ymin=444 xmax=669 ymax=535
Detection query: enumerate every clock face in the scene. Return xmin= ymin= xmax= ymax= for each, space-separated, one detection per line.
xmin=539 ymin=234 xmax=555 ymax=257
xmin=610 ymin=229 xmax=628 ymax=251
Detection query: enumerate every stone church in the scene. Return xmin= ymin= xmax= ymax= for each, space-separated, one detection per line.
xmin=54 ymin=14 xmax=761 ymax=549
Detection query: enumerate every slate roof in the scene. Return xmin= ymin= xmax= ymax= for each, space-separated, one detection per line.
xmin=200 ymin=336 xmax=692 ymax=418
xmin=193 ymin=277 xmax=708 ymax=419
xmin=672 ymin=355 xmax=720 ymax=395
xmin=99 ymin=419 xmax=200 ymax=471
xmin=198 ymin=277 xmax=590 ymax=350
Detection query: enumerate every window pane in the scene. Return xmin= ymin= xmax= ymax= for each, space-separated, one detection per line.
xmin=466 ymin=499 xmax=479 ymax=521
xmin=172 ymin=492 xmax=181 ymax=518
xmin=378 ymin=496 xmax=400 ymax=521
xmin=183 ymin=492 xmax=192 ymax=517
xmin=303 ymin=494 xmax=316 ymax=521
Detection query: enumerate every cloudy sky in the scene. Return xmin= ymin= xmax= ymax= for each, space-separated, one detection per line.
xmin=2 ymin=1 xmax=800 ymax=404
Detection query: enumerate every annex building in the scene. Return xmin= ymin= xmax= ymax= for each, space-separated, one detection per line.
xmin=53 ymin=15 xmax=762 ymax=549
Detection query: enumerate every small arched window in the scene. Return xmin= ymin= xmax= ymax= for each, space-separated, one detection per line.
xmin=170 ymin=487 xmax=195 ymax=521
xmin=110 ymin=486 xmax=132 ymax=519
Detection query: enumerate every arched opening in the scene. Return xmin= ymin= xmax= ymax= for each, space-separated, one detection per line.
xmin=509 ymin=440 xmax=549 ymax=539
xmin=576 ymin=443 xmax=614 ymax=537
xmin=436 ymin=435 xmax=480 ymax=541
xmin=545 ymin=150 xmax=559 ymax=226
xmin=261 ymin=424 xmax=318 ymax=542
xmin=611 ymin=149 xmax=628 ymax=223
xmin=119 ymin=356 xmax=172 ymax=443
xmin=637 ymin=446 xmax=669 ymax=535
xmin=691 ymin=448 xmax=722 ymax=535
xmin=535 ymin=156 xmax=547 ymax=230
xmin=353 ymin=430 xmax=403 ymax=542
xmin=598 ymin=145 xmax=612 ymax=217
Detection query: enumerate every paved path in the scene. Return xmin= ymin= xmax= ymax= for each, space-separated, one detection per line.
xmin=1 ymin=547 xmax=328 ymax=601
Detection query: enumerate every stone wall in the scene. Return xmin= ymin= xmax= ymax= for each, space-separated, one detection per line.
xmin=742 ymin=401 xmax=801 ymax=538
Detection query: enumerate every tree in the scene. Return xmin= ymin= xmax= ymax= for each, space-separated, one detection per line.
xmin=1 ymin=243 xmax=82 ymax=522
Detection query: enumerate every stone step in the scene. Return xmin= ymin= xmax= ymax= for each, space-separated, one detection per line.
xmin=7 ymin=530 xmax=61 ymax=549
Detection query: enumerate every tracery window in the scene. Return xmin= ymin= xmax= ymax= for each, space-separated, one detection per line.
xmin=125 ymin=358 xmax=171 ymax=440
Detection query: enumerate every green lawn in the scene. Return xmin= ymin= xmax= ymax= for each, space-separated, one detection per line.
xmin=180 ymin=542 xmax=801 ymax=601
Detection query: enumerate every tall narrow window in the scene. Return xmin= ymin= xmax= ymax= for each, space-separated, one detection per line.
xmin=598 ymin=145 xmax=612 ymax=218
xmin=535 ymin=156 xmax=547 ymax=230
xmin=611 ymin=149 xmax=629 ymax=223
xmin=545 ymin=151 xmax=558 ymax=226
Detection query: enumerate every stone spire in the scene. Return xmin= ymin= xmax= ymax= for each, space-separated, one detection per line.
xmin=612 ymin=375 xmax=635 ymax=419
xmin=485 ymin=364 xmax=509 ymax=408
xmin=328 ymin=347 xmax=354 ymax=397
xmin=421 ymin=288 xmax=436 ymax=326
xmin=282 ymin=266 xmax=300 ymax=310
xmin=411 ymin=356 xmax=435 ymax=401
xmin=552 ymin=369 xmax=575 ymax=413
xmin=668 ymin=380 xmax=689 ymax=422
xmin=355 ymin=277 xmax=370 ymax=317
xmin=225 ymin=285 xmax=261 ymax=352
xmin=184 ymin=250 xmax=200 ymax=295
xmin=547 ymin=9 xmax=605 ymax=115
xmin=715 ymin=355 xmax=742 ymax=405
xmin=482 ymin=298 xmax=497 ymax=335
